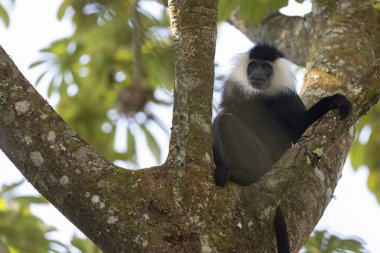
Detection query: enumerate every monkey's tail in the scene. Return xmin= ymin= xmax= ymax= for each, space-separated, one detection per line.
xmin=274 ymin=207 xmax=290 ymax=253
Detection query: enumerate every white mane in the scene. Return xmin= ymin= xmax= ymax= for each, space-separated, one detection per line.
xmin=228 ymin=52 xmax=296 ymax=96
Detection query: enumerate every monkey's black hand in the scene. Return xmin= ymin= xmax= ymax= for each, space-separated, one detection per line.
xmin=328 ymin=93 xmax=352 ymax=119
xmin=215 ymin=165 xmax=229 ymax=187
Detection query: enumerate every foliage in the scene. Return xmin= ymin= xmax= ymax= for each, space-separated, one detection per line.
xmin=0 ymin=181 xmax=102 ymax=253
xmin=304 ymin=230 xmax=367 ymax=253
xmin=0 ymin=0 xmax=15 ymax=27
xmin=372 ymin=0 xmax=380 ymax=10
xmin=218 ymin=0 xmax=306 ymax=25
xmin=30 ymin=0 xmax=173 ymax=165
xmin=0 ymin=181 xmax=68 ymax=253
xmin=350 ymin=103 xmax=380 ymax=203
xmin=71 ymin=237 xmax=103 ymax=253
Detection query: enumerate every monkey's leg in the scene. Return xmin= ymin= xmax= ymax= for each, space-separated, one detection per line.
xmin=213 ymin=113 xmax=273 ymax=186
xmin=213 ymin=144 xmax=231 ymax=187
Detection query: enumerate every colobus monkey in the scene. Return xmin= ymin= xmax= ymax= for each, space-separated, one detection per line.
xmin=213 ymin=44 xmax=352 ymax=253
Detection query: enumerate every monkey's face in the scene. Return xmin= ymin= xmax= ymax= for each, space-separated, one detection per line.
xmin=247 ymin=59 xmax=273 ymax=90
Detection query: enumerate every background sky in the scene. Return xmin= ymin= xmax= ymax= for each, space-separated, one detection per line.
xmin=1 ymin=0 xmax=380 ymax=252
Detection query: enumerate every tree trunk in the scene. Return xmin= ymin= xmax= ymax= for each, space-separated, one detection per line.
xmin=1 ymin=0 xmax=380 ymax=252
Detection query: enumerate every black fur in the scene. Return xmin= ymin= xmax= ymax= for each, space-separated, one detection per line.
xmin=213 ymin=44 xmax=352 ymax=253
xmin=249 ymin=43 xmax=284 ymax=61
xmin=274 ymin=208 xmax=290 ymax=253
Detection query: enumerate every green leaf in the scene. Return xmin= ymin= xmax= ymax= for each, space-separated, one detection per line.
xmin=368 ymin=170 xmax=380 ymax=202
xmin=350 ymin=103 xmax=380 ymax=203
xmin=0 ymin=199 xmax=54 ymax=253
xmin=240 ymin=0 xmax=288 ymax=26
xmin=12 ymin=196 xmax=48 ymax=205
xmin=140 ymin=124 xmax=161 ymax=164
xmin=34 ymin=69 xmax=49 ymax=87
xmin=270 ymin=0 xmax=288 ymax=10
xmin=0 ymin=4 xmax=10 ymax=27
xmin=220 ymin=0 xmax=283 ymax=24
xmin=47 ymin=76 xmax=56 ymax=98
xmin=239 ymin=0 xmax=258 ymax=25
xmin=29 ymin=60 xmax=48 ymax=69
xmin=350 ymin=140 xmax=365 ymax=170
xmin=218 ymin=0 xmax=240 ymax=22
xmin=57 ymin=0 xmax=72 ymax=20
xmin=353 ymin=115 xmax=380 ymax=172
xmin=49 ymin=239 xmax=72 ymax=252
xmin=143 ymin=39 xmax=174 ymax=89
xmin=126 ymin=126 xmax=136 ymax=161
xmin=0 ymin=180 xmax=24 ymax=195
xmin=362 ymin=126 xmax=380 ymax=170
xmin=304 ymin=230 xmax=366 ymax=253
xmin=71 ymin=236 xmax=101 ymax=253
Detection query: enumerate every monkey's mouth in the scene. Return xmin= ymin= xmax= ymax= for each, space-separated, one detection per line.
xmin=249 ymin=78 xmax=267 ymax=89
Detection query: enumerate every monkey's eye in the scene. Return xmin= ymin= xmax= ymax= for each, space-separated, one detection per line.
xmin=248 ymin=61 xmax=258 ymax=67
xmin=262 ymin=63 xmax=272 ymax=71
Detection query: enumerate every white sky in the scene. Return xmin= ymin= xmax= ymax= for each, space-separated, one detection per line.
xmin=0 ymin=0 xmax=380 ymax=252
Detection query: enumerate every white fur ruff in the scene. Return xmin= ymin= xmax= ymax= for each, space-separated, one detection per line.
xmin=228 ymin=52 xmax=296 ymax=96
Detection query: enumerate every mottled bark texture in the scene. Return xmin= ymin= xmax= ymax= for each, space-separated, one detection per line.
xmin=167 ymin=0 xmax=217 ymax=167
xmin=1 ymin=0 xmax=380 ymax=252
xmin=0 ymin=46 xmax=181 ymax=252
xmin=0 ymin=1 xmax=222 ymax=252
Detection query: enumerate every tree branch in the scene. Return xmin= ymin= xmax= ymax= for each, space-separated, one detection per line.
xmin=261 ymin=57 xmax=380 ymax=195
xmin=1 ymin=1 xmax=222 ymax=251
xmin=167 ymin=0 xmax=217 ymax=167
xmin=0 ymin=45 xmax=174 ymax=252
xmin=228 ymin=11 xmax=311 ymax=66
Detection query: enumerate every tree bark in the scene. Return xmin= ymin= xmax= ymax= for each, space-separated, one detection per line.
xmin=1 ymin=0 xmax=380 ymax=252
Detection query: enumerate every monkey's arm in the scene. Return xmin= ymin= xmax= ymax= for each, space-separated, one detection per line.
xmin=294 ymin=93 xmax=352 ymax=142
